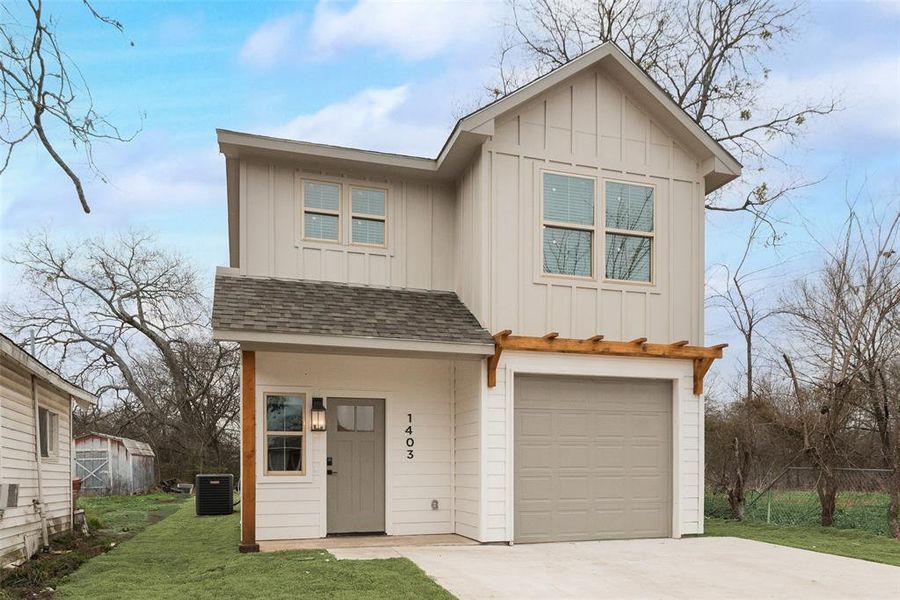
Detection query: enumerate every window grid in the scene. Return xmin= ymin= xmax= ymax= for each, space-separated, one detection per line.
xmin=264 ymin=394 xmax=306 ymax=476
xmin=350 ymin=186 xmax=387 ymax=247
xmin=302 ymin=180 xmax=341 ymax=243
xmin=542 ymin=172 xmax=595 ymax=279
xmin=604 ymin=180 xmax=655 ymax=284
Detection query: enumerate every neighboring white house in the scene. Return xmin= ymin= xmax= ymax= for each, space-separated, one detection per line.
xmin=0 ymin=334 xmax=97 ymax=565
xmin=212 ymin=42 xmax=740 ymax=552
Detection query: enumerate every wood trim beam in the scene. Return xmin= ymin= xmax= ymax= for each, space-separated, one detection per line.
xmin=239 ymin=350 xmax=259 ymax=553
xmin=485 ymin=332 xmax=726 ymax=395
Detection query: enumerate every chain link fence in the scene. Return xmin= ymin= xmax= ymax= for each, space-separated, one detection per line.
xmin=706 ymin=467 xmax=893 ymax=536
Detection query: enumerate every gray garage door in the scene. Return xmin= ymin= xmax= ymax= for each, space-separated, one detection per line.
xmin=514 ymin=375 xmax=672 ymax=543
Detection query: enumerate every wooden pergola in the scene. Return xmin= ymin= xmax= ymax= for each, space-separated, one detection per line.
xmin=486 ymin=330 xmax=727 ymax=395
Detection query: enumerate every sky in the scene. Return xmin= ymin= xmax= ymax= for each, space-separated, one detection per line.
xmin=0 ymin=0 xmax=898 ymax=386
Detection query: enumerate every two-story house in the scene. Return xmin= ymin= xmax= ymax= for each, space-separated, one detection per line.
xmin=212 ymin=43 xmax=739 ymax=552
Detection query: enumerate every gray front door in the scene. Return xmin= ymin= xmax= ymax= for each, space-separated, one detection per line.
xmin=327 ymin=398 xmax=385 ymax=534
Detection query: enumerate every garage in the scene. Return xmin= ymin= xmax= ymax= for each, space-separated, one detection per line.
xmin=514 ymin=375 xmax=672 ymax=543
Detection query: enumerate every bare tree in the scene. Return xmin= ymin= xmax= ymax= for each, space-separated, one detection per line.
xmin=1 ymin=230 xmax=239 ymax=480
xmin=493 ymin=0 xmax=836 ymax=216
xmin=0 ymin=0 xmax=138 ymax=213
xmin=709 ymin=213 xmax=780 ymax=518
xmin=762 ymin=203 xmax=900 ymax=527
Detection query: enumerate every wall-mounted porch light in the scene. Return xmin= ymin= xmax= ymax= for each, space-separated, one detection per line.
xmin=310 ymin=397 xmax=326 ymax=432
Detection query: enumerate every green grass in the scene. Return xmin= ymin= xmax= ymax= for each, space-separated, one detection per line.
xmin=706 ymin=490 xmax=891 ymax=536
xmin=1 ymin=493 xmax=188 ymax=599
xmin=57 ymin=499 xmax=454 ymax=600
xmin=705 ymin=518 xmax=900 ymax=567
xmin=79 ymin=492 xmax=185 ymax=535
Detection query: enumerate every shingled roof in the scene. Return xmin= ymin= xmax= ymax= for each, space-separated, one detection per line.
xmin=212 ymin=272 xmax=493 ymax=348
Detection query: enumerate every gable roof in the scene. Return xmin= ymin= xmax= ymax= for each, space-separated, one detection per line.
xmin=212 ymin=271 xmax=494 ymax=355
xmin=218 ymin=42 xmax=740 ymax=193
xmin=76 ymin=433 xmax=156 ymax=457
xmin=0 ymin=333 xmax=97 ymax=408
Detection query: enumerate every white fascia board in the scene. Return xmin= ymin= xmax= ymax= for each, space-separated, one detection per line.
xmin=213 ymin=329 xmax=495 ymax=357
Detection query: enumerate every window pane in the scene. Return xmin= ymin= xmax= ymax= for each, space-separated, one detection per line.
xmin=337 ymin=405 xmax=355 ymax=432
xmin=355 ymin=406 xmax=375 ymax=432
xmin=267 ymin=435 xmax=302 ymax=472
xmin=266 ymin=395 xmax=303 ymax=432
xmin=544 ymin=173 xmax=594 ymax=225
xmin=606 ymin=182 xmax=653 ymax=232
xmin=304 ymin=212 xmax=339 ymax=240
xmin=606 ymin=233 xmax=652 ymax=282
xmin=352 ymin=188 xmax=385 ymax=216
xmin=304 ymin=181 xmax=339 ymax=211
xmin=39 ymin=408 xmax=49 ymax=458
xmin=352 ymin=217 xmax=385 ymax=245
xmin=543 ymin=226 xmax=592 ymax=277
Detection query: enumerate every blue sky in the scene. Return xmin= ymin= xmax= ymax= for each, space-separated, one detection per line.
xmin=0 ymin=0 xmax=898 ymax=383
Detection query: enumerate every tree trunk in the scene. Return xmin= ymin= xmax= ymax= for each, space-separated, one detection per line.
xmin=817 ymin=471 xmax=837 ymax=527
xmin=727 ymin=436 xmax=747 ymax=521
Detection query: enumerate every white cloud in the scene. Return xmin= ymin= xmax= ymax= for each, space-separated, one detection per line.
xmin=766 ymin=56 xmax=900 ymax=147
xmin=239 ymin=13 xmax=303 ymax=68
xmin=309 ymin=0 xmax=501 ymax=61
xmin=271 ymin=85 xmax=449 ymax=156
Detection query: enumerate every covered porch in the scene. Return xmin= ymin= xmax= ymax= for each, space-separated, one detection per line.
xmin=211 ymin=270 xmax=494 ymax=552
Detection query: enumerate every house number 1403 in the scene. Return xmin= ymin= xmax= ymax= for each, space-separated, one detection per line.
xmin=405 ymin=413 xmax=414 ymax=459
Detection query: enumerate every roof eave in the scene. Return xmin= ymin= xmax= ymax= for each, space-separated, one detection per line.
xmin=213 ymin=328 xmax=495 ymax=357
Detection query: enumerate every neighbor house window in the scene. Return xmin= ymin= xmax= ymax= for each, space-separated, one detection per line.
xmin=303 ymin=181 xmax=340 ymax=242
xmin=605 ymin=181 xmax=654 ymax=282
xmin=351 ymin=187 xmax=386 ymax=245
xmin=38 ymin=407 xmax=58 ymax=458
xmin=265 ymin=394 xmax=305 ymax=474
xmin=542 ymin=172 xmax=595 ymax=277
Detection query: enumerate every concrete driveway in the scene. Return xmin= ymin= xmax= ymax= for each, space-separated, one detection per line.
xmin=331 ymin=537 xmax=900 ymax=599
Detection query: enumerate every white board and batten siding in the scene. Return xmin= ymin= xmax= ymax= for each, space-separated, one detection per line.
xmin=481 ymin=63 xmax=706 ymax=345
xmin=238 ymin=160 xmax=456 ymax=292
xmin=254 ymin=351 xmax=484 ymax=541
xmin=0 ymin=357 xmax=73 ymax=563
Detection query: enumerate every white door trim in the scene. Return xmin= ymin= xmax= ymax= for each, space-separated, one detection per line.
xmin=498 ymin=351 xmax=695 ymax=542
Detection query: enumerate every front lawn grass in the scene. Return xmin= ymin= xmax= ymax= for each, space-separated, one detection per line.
xmin=57 ymin=499 xmax=453 ymax=600
xmin=705 ymin=517 xmax=900 ymax=567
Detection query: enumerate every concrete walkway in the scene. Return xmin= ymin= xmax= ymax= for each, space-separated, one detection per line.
xmin=331 ymin=537 xmax=900 ymax=599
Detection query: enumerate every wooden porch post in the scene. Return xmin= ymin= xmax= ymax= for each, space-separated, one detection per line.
xmin=239 ymin=350 xmax=259 ymax=553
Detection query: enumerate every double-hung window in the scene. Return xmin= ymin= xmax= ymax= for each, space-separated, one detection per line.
xmin=351 ymin=187 xmax=386 ymax=246
xmin=303 ymin=181 xmax=340 ymax=242
xmin=38 ymin=407 xmax=58 ymax=459
xmin=542 ymin=173 xmax=595 ymax=277
xmin=265 ymin=394 xmax=305 ymax=474
xmin=605 ymin=181 xmax=654 ymax=282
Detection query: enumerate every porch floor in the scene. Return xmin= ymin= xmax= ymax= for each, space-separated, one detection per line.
xmin=258 ymin=533 xmax=477 ymax=552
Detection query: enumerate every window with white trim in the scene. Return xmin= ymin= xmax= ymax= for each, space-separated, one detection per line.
xmin=351 ymin=187 xmax=386 ymax=245
xmin=542 ymin=172 xmax=595 ymax=277
xmin=264 ymin=394 xmax=305 ymax=474
xmin=303 ymin=181 xmax=340 ymax=242
xmin=38 ymin=407 xmax=58 ymax=458
xmin=605 ymin=181 xmax=654 ymax=282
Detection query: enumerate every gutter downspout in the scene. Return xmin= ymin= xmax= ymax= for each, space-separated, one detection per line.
xmin=31 ymin=374 xmax=49 ymax=553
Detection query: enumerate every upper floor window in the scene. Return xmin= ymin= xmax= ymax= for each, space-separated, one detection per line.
xmin=605 ymin=181 xmax=654 ymax=282
xmin=303 ymin=181 xmax=340 ymax=242
xmin=542 ymin=173 xmax=594 ymax=277
xmin=351 ymin=187 xmax=386 ymax=246
xmin=38 ymin=407 xmax=58 ymax=458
